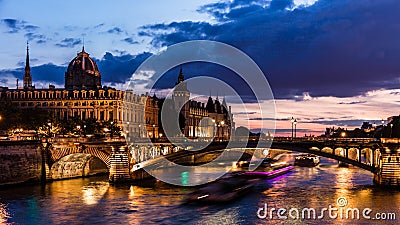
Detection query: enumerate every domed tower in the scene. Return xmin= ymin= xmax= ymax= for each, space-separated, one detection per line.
xmin=65 ymin=47 xmax=101 ymax=89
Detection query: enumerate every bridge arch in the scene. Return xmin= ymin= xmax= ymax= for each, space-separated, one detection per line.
xmin=50 ymin=153 xmax=108 ymax=180
xmin=48 ymin=144 xmax=113 ymax=180
xmin=348 ymin=148 xmax=359 ymax=161
xmin=321 ymin=147 xmax=332 ymax=153
xmin=268 ymin=143 xmax=377 ymax=172
xmin=334 ymin=148 xmax=345 ymax=157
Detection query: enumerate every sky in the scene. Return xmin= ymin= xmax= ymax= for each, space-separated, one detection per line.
xmin=1 ymin=0 xmax=400 ymax=136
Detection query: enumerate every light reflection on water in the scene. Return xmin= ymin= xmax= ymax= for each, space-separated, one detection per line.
xmin=0 ymin=203 xmax=11 ymax=224
xmin=0 ymin=156 xmax=400 ymax=224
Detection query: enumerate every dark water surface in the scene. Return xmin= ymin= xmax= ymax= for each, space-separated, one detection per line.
xmin=1 ymin=155 xmax=399 ymax=224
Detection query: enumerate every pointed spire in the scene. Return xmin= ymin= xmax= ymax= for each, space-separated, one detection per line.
xmin=222 ymin=97 xmax=228 ymax=113
xmin=82 ymin=35 xmax=85 ymax=52
xmin=178 ymin=65 xmax=184 ymax=83
xmin=23 ymin=41 xmax=32 ymax=89
xmin=26 ymin=41 xmax=30 ymax=69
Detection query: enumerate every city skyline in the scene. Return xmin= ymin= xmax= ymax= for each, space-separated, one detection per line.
xmin=1 ymin=0 xmax=399 ymax=135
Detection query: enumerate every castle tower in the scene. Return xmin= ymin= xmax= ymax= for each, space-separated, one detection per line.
xmin=172 ymin=66 xmax=190 ymax=111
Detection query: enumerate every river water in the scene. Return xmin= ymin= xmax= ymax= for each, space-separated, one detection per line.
xmin=1 ymin=154 xmax=399 ymax=225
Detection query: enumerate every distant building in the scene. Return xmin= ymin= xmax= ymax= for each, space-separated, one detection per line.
xmin=171 ymin=67 xmax=234 ymax=140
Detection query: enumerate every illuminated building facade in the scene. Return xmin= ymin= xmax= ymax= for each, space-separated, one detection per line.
xmin=172 ymin=68 xmax=234 ymax=140
xmin=0 ymin=44 xmax=157 ymax=138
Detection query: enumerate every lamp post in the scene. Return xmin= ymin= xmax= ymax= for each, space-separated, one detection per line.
xmin=390 ymin=124 xmax=393 ymax=138
xmin=47 ymin=122 xmax=52 ymax=137
xmin=290 ymin=117 xmax=295 ymax=140
xmin=381 ymin=119 xmax=385 ymax=138
xmin=83 ymin=125 xmax=86 ymax=137
xmin=152 ymin=124 xmax=155 ymax=140
xmin=293 ymin=119 xmax=297 ymax=139
xmin=41 ymin=139 xmax=48 ymax=183
xmin=211 ymin=119 xmax=216 ymax=141
xmin=76 ymin=125 xmax=81 ymax=137
xmin=341 ymin=131 xmax=346 ymax=138
xmin=138 ymin=124 xmax=141 ymax=139
xmin=110 ymin=121 xmax=114 ymax=137
xmin=220 ymin=120 xmax=225 ymax=141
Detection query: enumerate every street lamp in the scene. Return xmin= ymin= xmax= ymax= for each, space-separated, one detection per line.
xmin=76 ymin=125 xmax=81 ymax=137
xmin=381 ymin=119 xmax=385 ymax=138
xmin=41 ymin=138 xmax=49 ymax=183
xmin=390 ymin=124 xmax=394 ymax=138
xmin=110 ymin=121 xmax=114 ymax=137
xmin=211 ymin=119 xmax=216 ymax=140
xmin=126 ymin=130 xmax=129 ymax=142
xmin=138 ymin=124 xmax=141 ymax=138
xmin=290 ymin=117 xmax=295 ymax=140
xmin=341 ymin=132 xmax=346 ymax=138
xmin=152 ymin=124 xmax=155 ymax=139
xmin=47 ymin=122 xmax=52 ymax=137
xmin=220 ymin=120 xmax=225 ymax=141
xmin=293 ymin=119 xmax=297 ymax=139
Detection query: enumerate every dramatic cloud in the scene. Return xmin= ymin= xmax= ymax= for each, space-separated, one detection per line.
xmin=25 ymin=32 xmax=47 ymax=44
xmin=107 ymin=27 xmax=124 ymax=34
xmin=0 ymin=51 xmax=153 ymax=89
xmin=122 ymin=37 xmax=139 ymax=45
xmin=55 ymin=38 xmax=82 ymax=48
xmin=97 ymin=51 xmax=152 ymax=85
xmin=0 ymin=18 xmax=39 ymax=33
xmin=139 ymin=0 xmax=400 ymax=99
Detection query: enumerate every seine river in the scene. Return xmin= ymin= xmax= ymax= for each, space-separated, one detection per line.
xmin=1 ymin=154 xmax=399 ymax=225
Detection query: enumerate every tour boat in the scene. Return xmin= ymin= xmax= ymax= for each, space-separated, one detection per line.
xmin=184 ymin=177 xmax=256 ymax=204
xmin=294 ymin=154 xmax=320 ymax=167
xmin=242 ymin=165 xmax=294 ymax=178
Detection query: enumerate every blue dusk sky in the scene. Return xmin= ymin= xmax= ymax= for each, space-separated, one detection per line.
xmin=0 ymin=0 xmax=399 ymax=135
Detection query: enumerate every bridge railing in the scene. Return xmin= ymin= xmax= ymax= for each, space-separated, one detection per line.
xmin=381 ymin=138 xmax=400 ymax=144
xmin=272 ymin=137 xmax=380 ymax=143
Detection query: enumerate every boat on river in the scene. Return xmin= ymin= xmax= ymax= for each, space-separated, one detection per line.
xmin=184 ymin=177 xmax=256 ymax=204
xmin=242 ymin=165 xmax=294 ymax=178
xmin=294 ymin=154 xmax=320 ymax=167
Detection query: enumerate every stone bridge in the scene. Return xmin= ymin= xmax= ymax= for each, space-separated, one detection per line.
xmin=125 ymin=138 xmax=400 ymax=186
xmin=19 ymin=137 xmax=400 ymax=186
xmin=44 ymin=137 xmax=126 ymax=181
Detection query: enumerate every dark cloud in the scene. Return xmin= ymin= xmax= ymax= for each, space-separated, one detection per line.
xmin=55 ymin=38 xmax=82 ymax=48
xmin=249 ymin=117 xmax=290 ymax=121
xmin=94 ymin=23 xmax=105 ymax=28
xmin=235 ymin=112 xmax=257 ymax=115
xmin=97 ymin=51 xmax=152 ymax=84
xmin=16 ymin=58 xmax=39 ymax=67
xmin=25 ymin=32 xmax=47 ymax=44
xmin=338 ymin=101 xmax=367 ymax=105
xmin=107 ymin=27 xmax=124 ymax=34
xmin=139 ymin=0 xmax=400 ymax=99
xmin=122 ymin=37 xmax=139 ymax=45
xmin=1 ymin=18 xmax=39 ymax=33
xmin=273 ymin=128 xmax=315 ymax=133
xmin=309 ymin=119 xmax=367 ymax=127
xmin=0 ymin=51 xmax=152 ymax=87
